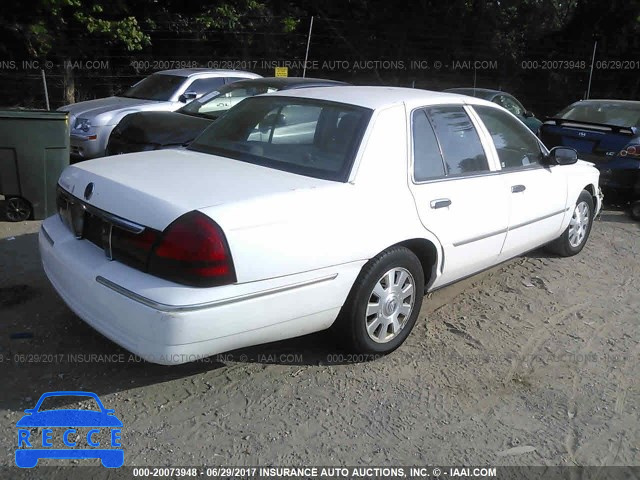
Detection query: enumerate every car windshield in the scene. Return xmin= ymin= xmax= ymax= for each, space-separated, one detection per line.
xmin=122 ymin=74 xmax=185 ymax=101
xmin=37 ymin=395 xmax=101 ymax=412
xmin=556 ymin=102 xmax=640 ymax=128
xmin=179 ymin=83 xmax=281 ymax=119
xmin=188 ymin=96 xmax=372 ymax=182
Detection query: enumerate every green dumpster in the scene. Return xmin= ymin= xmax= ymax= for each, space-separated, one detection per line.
xmin=0 ymin=110 xmax=69 ymax=221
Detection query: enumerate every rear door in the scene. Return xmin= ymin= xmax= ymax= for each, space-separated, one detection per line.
xmin=472 ymin=105 xmax=567 ymax=257
xmin=408 ymin=105 xmax=509 ymax=286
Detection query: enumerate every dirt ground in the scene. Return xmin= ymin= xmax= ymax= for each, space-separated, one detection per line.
xmin=0 ymin=205 xmax=638 ymax=471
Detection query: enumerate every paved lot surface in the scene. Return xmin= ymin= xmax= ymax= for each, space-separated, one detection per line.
xmin=0 ymin=207 xmax=638 ymax=470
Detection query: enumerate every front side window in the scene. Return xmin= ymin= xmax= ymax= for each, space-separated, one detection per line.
xmin=122 ymin=74 xmax=185 ymax=101
xmin=424 ymin=106 xmax=490 ymax=176
xmin=474 ymin=105 xmax=542 ymax=169
xmin=189 ymin=96 xmax=372 ymax=181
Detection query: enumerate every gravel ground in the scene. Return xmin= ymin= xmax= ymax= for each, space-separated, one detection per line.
xmin=0 ymin=206 xmax=638 ymax=472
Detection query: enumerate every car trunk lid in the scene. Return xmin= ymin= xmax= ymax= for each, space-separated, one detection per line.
xmin=57 ymin=149 xmax=336 ymax=231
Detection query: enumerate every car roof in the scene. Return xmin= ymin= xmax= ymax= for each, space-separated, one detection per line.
xmin=222 ymin=77 xmax=348 ymax=90
xmin=155 ymin=68 xmax=260 ymax=78
xmin=265 ymin=86 xmax=493 ymax=110
xmin=444 ymin=87 xmax=505 ymax=100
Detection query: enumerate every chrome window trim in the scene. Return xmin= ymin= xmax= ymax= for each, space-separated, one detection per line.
xmin=95 ymin=273 xmax=339 ymax=313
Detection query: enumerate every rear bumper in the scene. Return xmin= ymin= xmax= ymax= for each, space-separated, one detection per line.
xmin=39 ymin=216 xmax=362 ymax=364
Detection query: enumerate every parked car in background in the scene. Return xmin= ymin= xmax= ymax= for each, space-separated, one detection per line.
xmin=105 ymin=77 xmax=347 ymax=156
xmin=58 ymin=69 xmax=261 ymax=161
xmin=539 ymin=99 xmax=640 ymax=209
xmin=444 ymin=88 xmax=542 ymax=133
xmin=41 ymin=87 xmax=601 ymax=364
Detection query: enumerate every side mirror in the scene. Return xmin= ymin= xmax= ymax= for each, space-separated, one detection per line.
xmin=523 ymin=110 xmax=534 ymax=118
xmin=547 ymin=146 xmax=578 ymax=165
xmin=105 ymin=409 xmax=116 ymax=415
xmin=24 ymin=409 xmax=35 ymax=414
xmin=179 ymin=91 xmax=198 ymax=103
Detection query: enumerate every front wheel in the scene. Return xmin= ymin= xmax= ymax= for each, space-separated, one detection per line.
xmin=335 ymin=247 xmax=424 ymax=354
xmin=546 ymin=190 xmax=594 ymax=256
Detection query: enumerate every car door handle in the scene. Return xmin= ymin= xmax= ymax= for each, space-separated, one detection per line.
xmin=430 ymin=198 xmax=452 ymax=209
xmin=511 ymin=184 xmax=526 ymax=193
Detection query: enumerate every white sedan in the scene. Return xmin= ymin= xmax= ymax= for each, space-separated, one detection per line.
xmin=40 ymin=87 xmax=602 ymax=364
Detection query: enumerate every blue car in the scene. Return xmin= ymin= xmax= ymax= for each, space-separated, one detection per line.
xmin=15 ymin=391 xmax=123 ymax=468
xmin=540 ymin=99 xmax=640 ymax=214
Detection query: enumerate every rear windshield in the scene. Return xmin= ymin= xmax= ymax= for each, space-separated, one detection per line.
xmin=122 ymin=74 xmax=184 ymax=101
xmin=188 ymin=96 xmax=372 ymax=182
xmin=556 ymin=102 xmax=640 ymax=128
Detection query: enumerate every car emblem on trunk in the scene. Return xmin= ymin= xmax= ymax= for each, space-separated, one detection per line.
xmin=84 ymin=183 xmax=94 ymax=201
xmin=578 ymin=132 xmax=586 ymax=137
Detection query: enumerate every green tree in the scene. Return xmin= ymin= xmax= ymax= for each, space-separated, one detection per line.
xmin=1 ymin=0 xmax=151 ymax=103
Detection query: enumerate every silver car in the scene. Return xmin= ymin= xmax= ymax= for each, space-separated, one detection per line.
xmin=58 ymin=69 xmax=261 ymax=161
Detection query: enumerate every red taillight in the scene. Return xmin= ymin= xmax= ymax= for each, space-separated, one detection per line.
xmin=618 ymin=144 xmax=640 ymax=158
xmin=148 ymin=211 xmax=236 ymax=287
xmin=111 ymin=228 xmax=159 ymax=271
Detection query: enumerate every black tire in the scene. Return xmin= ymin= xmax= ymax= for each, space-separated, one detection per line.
xmin=334 ymin=246 xmax=424 ymax=354
xmin=4 ymin=196 xmax=32 ymax=222
xmin=546 ymin=190 xmax=594 ymax=257
xmin=630 ymin=201 xmax=640 ymax=221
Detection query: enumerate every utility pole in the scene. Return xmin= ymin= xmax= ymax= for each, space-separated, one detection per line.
xmin=302 ymin=16 xmax=314 ymax=78
xmin=586 ymin=35 xmax=599 ymax=99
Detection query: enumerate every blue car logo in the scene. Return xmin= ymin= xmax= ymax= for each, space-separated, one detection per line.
xmin=15 ymin=391 xmax=123 ymax=468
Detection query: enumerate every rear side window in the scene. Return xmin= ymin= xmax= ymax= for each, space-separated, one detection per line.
xmin=474 ymin=105 xmax=542 ymax=169
xmin=412 ymin=110 xmax=446 ymax=181
xmin=424 ymin=106 xmax=489 ymax=176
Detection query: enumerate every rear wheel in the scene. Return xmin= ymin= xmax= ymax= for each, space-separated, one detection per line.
xmin=4 ymin=196 xmax=32 ymax=222
xmin=546 ymin=190 xmax=594 ymax=256
xmin=335 ymin=247 xmax=424 ymax=354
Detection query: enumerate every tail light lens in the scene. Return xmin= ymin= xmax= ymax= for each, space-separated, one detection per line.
xmin=618 ymin=144 xmax=640 ymax=158
xmin=147 ymin=211 xmax=236 ymax=287
xmin=111 ymin=228 xmax=159 ymax=271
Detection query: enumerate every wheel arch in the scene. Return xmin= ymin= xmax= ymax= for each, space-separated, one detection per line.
xmin=388 ymin=238 xmax=440 ymax=292
xmin=583 ymin=183 xmax=599 ymax=210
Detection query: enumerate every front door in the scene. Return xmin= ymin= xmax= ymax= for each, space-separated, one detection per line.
xmin=471 ymin=105 xmax=567 ymax=258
